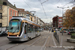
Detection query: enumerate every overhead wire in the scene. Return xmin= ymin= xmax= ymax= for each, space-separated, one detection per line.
xmin=23 ymin=0 xmax=31 ymax=8
xmin=39 ymin=0 xmax=48 ymax=19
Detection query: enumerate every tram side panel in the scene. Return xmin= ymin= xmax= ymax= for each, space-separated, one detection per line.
xmin=27 ymin=24 xmax=36 ymax=38
xmin=20 ymin=22 xmax=29 ymax=41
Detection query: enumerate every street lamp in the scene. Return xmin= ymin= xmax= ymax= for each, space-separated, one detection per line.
xmin=57 ymin=6 xmax=69 ymax=29
xmin=57 ymin=6 xmax=69 ymax=47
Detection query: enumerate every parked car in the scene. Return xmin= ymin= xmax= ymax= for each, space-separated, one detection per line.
xmin=63 ymin=29 xmax=68 ymax=33
xmin=0 ymin=27 xmax=8 ymax=36
xmin=60 ymin=29 xmax=68 ymax=33
xmin=67 ymin=29 xmax=74 ymax=35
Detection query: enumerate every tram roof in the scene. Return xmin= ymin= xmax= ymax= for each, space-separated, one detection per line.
xmin=11 ymin=16 xmax=40 ymax=27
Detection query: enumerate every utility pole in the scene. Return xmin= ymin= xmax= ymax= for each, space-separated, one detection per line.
xmin=57 ymin=6 xmax=69 ymax=30
xmin=57 ymin=6 xmax=69 ymax=47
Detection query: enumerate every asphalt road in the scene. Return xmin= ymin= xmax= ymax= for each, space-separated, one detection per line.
xmin=0 ymin=31 xmax=74 ymax=50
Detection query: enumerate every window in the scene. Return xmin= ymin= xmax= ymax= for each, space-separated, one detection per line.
xmin=0 ymin=13 xmax=2 ymax=19
xmin=10 ymin=10 xmax=12 ymax=16
xmin=24 ymin=14 xmax=26 ymax=16
xmin=19 ymin=14 xmax=21 ymax=16
xmin=0 ymin=6 xmax=2 ymax=10
xmin=16 ymin=12 xmax=17 ymax=16
xmin=28 ymin=24 xmax=31 ymax=33
xmin=24 ymin=23 xmax=28 ymax=34
xmin=26 ymin=14 xmax=30 ymax=19
xmin=22 ymin=14 xmax=23 ymax=16
xmin=3 ymin=2 xmax=7 ymax=5
xmin=35 ymin=26 xmax=38 ymax=32
xmin=0 ymin=23 xmax=2 ymax=27
xmin=31 ymin=18 xmax=32 ymax=21
xmin=59 ymin=22 xmax=62 ymax=24
xmin=28 ymin=24 xmax=33 ymax=33
xmin=13 ymin=11 xmax=15 ymax=16
xmin=59 ymin=19 xmax=62 ymax=21
xmin=8 ymin=21 xmax=21 ymax=33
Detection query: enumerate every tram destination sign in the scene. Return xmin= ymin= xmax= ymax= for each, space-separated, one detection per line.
xmin=11 ymin=19 xmax=20 ymax=21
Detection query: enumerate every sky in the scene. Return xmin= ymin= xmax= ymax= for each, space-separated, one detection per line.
xmin=8 ymin=0 xmax=74 ymax=23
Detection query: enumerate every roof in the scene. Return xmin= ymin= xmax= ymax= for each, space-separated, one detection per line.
xmin=17 ymin=8 xmax=26 ymax=14
xmin=0 ymin=0 xmax=17 ymax=10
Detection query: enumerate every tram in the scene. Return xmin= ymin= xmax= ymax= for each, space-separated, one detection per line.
xmin=7 ymin=16 xmax=41 ymax=41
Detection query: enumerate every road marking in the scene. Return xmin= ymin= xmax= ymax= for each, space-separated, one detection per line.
xmin=60 ymin=36 xmax=63 ymax=46
xmin=41 ymin=36 xmax=49 ymax=50
xmin=50 ymin=46 xmax=75 ymax=49
xmin=52 ymin=33 xmax=57 ymax=46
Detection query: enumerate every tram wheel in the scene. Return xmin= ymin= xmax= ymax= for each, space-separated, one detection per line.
xmin=28 ymin=37 xmax=32 ymax=40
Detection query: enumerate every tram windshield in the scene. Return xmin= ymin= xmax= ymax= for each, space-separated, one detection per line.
xmin=8 ymin=21 xmax=21 ymax=33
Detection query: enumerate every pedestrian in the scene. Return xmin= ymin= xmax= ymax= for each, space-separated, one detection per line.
xmin=55 ymin=28 xmax=58 ymax=33
xmin=62 ymin=29 xmax=63 ymax=35
xmin=49 ymin=28 xmax=50 ymax=32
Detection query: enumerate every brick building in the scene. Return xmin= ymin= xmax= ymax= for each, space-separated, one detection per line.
xmin=0 ymin=0 xmax=18 ymax=32
xmin=0 ymin=0 xmax=18 ymax=27
xmin=53 ymin=16 xmax=58 ymax=28
xmin=58 ymin=17 xmax=63 ymax=28
xmin=53 ymin=16 xmax=63 ymax=28
xmin=17 ymin=8 xmax=26 ymax=18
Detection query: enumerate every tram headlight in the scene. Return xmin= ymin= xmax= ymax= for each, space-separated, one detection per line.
xmin=8 ymin=35 xmax=9 ymax=37
xmin=17 ymin=35 xmax=19 ymax=37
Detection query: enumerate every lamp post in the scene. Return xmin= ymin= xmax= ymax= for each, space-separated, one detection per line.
xmin=57 ymin=6 xmax=69 ymax=29
xmin=57 ymin=6 xmax=69 ymax=47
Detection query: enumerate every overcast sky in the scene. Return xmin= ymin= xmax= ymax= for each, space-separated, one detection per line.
xmin=8 ymin=0 xmax=74 ymax=23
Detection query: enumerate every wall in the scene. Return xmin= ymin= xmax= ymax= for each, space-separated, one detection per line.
xmin=2 ymin=5 xmax=8 ymax=27
xmin=58 ymin=17 xmax=62 ymax=28
xmin=9 ymin=7 xmax=18 ymax=21
xmin=53 ymin=16 xmax=58 ymax=28
xmin=0 ymin=5 xmax=18 ymax=27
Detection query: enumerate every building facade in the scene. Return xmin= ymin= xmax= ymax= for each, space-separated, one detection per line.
xmin=58 ymin=17 xmax=63 ymax=28
xmin=53 ymin=16 xmax=63 ymax=28
xmin=53 ymin=16 xmax=58 ymax=28
xmin=0 ymin=0 xmax=18 ymax=32
xmin=0 ymin=0 xmax=45 ymax=32
xmin=17 ymin=8 xmax=26 ymax=18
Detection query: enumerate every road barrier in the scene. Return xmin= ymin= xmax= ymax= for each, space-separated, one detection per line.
xmin=53 ymin=32 xmax=60 ymax=43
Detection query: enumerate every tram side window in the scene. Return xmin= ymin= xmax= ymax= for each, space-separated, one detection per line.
xmin=33 ymin=26 xmax=35 ymax=32
xmin=30 ymin=25 xmax=33 ymax=32
xmin=24 ymin=24 xmax=27 ymax=34
xmin=37 ymin=27 xmax=39 ymax=32
xmin=35 ymin=26 xmax=38 ymax=32
xmin=28 ymin=24 xmax=31 ymax=33
xmin=28 ymin=24 xmax=33 ymax=33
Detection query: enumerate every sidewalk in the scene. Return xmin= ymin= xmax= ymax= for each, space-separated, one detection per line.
xmin=57 ymin=31 xmax=75 ymax=47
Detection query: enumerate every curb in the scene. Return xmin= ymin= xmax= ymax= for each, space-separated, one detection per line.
xmin=67 ymin=38 xmax=75 ymax=43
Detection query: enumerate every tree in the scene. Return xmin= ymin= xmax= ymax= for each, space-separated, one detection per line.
xmin=63 ymin=7 xmax=75 ymax=28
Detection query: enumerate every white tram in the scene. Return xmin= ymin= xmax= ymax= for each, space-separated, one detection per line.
xmin=7 ymin=16 xmax=41 ymax=41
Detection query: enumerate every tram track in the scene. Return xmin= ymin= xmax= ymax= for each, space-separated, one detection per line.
xmin=0 ymin=32 xmax=51 ymax=50
xmin=22 ymin=33 xmax=49 ymax=50
xmin=22 ymin=36 xmax=42 ymax=50
xmin=40 ymin=36 xmax=49 ymax=50
xmin=4 ymin=35 xmax=42 ymax=50
xmin=5 ymin=33 xmax=48 ymax=50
